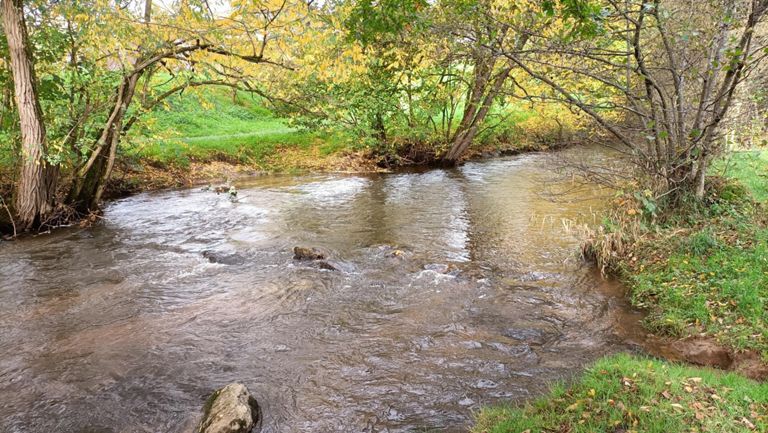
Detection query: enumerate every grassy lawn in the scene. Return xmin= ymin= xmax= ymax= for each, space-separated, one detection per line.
xmin=125 ymin=87 xmax=349 ymax=167
xmin=123 ymin=85 xmax=560 ymax=169
xmin=474 ymin=354 xmax=768 ymax=433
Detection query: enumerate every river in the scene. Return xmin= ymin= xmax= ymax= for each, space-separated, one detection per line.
xmin=0 ymin=148 xmax=647 ymax=432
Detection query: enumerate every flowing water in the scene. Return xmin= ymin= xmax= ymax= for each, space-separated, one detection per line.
xmin=0 ymin=149 xmax=648 ymax=433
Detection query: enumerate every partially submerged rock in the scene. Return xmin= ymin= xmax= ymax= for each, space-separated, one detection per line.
xmin=317 ymin=260 xmax=340 ymax=271
xmin=424 ymin=263 xmax=450 ymax=274
xmin=502 ymin=327 xmax=552 ymax=346
xmin=203 ymin=251 xmax=246 ymax=266
xmin=198 ymin=383 xmax=259 ymax=433
xmin=213 ymin=185 xmax=231 ymax=194
xmin=292 ymin=246 xmax=355 ymax=272
xmin=322 ymin=259 xmax=360 ymax=272
xmin=293 ymin=246 xmax=327 ymax=260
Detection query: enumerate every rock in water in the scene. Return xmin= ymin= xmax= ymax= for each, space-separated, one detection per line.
xmin=198 ymin=383 xmax=259 ymax=433
xmin=317 ymin=260 xmax=339 ymax=271
xmin=202 ymin=251 xmax=246 ymax=266
xmin=424 ymin=263 xmax=450 ymax=274
xmin=293 ymin=246 xmax=327 ymax=260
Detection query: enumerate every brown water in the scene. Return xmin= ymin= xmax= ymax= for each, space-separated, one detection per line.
xmin=0 ymin=149 xmax=647 ymax=433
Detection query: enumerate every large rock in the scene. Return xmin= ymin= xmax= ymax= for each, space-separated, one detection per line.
xmin=198 ymin=383 xmax=259 ymax=433
xmin=293 ymin=246 xmax=327 ymax=260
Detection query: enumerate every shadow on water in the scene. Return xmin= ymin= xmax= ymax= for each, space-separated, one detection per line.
xmin=0 ymin=147 xmax=649 ymax=432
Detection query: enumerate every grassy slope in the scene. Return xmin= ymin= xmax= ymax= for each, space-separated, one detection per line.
xmin=720 ymin=150 xmax=768 ymax=202
xmin=626 ymin=151 xmax=768 ymax=356
xmin=125 ymin=87 xmax=348 ymax=168
xmin=475 ymin=151 xmax=768 ymax=433
xmin=474 ymin=354 xmax=768 ymax=433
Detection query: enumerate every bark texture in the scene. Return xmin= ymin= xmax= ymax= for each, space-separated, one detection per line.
xmin=2 ymin=0 xmax=58 ymax=230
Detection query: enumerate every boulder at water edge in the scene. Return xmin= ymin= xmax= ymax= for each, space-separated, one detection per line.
xmin=198 ymin=383 xmax=259 ymax=433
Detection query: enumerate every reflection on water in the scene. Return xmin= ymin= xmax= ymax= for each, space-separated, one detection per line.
xmin=0 ymin=149 xmax=646 ymax=433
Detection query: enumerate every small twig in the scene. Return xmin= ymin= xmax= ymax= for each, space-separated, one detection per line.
xmin=0 ymin=197 xmax=17 ymax=238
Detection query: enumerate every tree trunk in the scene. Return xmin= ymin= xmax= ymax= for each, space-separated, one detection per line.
xmin=2 ymin=0 xmax=58 ymax=230
xmin=372 ymin=111 xmax=386 ymax=143
xmin=451 ymin=54 xmax=493 ymax=143
xmin=68 ymin=74 xmax=139 ymax=212
xmin=441 ymin=65 xmax=512 ymax=165
xmin=693 ymin=151 xmax=709 ymax=200
xmin=68 ymin=0 xmax=152 ymax=213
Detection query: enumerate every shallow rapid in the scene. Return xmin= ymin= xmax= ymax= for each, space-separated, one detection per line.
xmin=0 ymin=149 xmax=647 ymax=432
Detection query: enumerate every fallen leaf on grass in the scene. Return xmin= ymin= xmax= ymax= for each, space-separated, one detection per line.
xmin=740 ymin=417 xmax=756 ymax=430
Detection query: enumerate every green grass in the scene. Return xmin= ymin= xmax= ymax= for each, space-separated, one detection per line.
xmin=124 ymin=87 xmax=544 ymax=167
xmin=126 ymin=86 xmax=348 ymax=167
xmin=717 ymin=150 xmax=768 ymax=202
xmin=474 ymin=353 xmax=768 ymax=433
xmin=629 ymin=226 xmax=768 ymax=355
xmin=624 ymin=150 xmax=768 ymax=356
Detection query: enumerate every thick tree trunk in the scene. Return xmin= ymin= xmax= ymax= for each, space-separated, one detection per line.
xmin=2 ymin=0 xmax=58 ymax=230
xmin=451 ymin=55 xmax=493 ymax=143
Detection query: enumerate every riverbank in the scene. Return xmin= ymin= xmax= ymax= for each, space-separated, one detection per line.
xmin=474 ymin=353 xmax=768 ymax=433
xmin=101 ymin=139 xmax=551 ymax=201
xmin=108 ymin=87 xmax=556 ymax=194
xmin=475 ymin=150 xmax=768 ymax=432
xmin=0 ymin=85 xmax=565 ymax=234
xmin=0 ymin=137 xmax=553 ymax=236
xmin=598 ymin=150 xmax=768 ymax=366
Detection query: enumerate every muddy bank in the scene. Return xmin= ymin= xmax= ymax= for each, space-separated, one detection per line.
xmin=640 ymin=335 xmax=768 ymax=381
xmin=1 ymin=140 xmax=558 ymax=237
xmin=105 ymin=142 xmax=556 ymax=201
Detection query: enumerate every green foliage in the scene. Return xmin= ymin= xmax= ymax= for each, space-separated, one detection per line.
xmin=0 ymin=130 xmax=17 ymax=170
xmin=633 ymin=190 xmax=658 ymax=219
xmin=543 ymin=0 xmax=606 ymax=37
xmin=345 ymin=0 xmax=429 ymax=46
xmin=474 ymin=353 xmax=768 ymax=433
